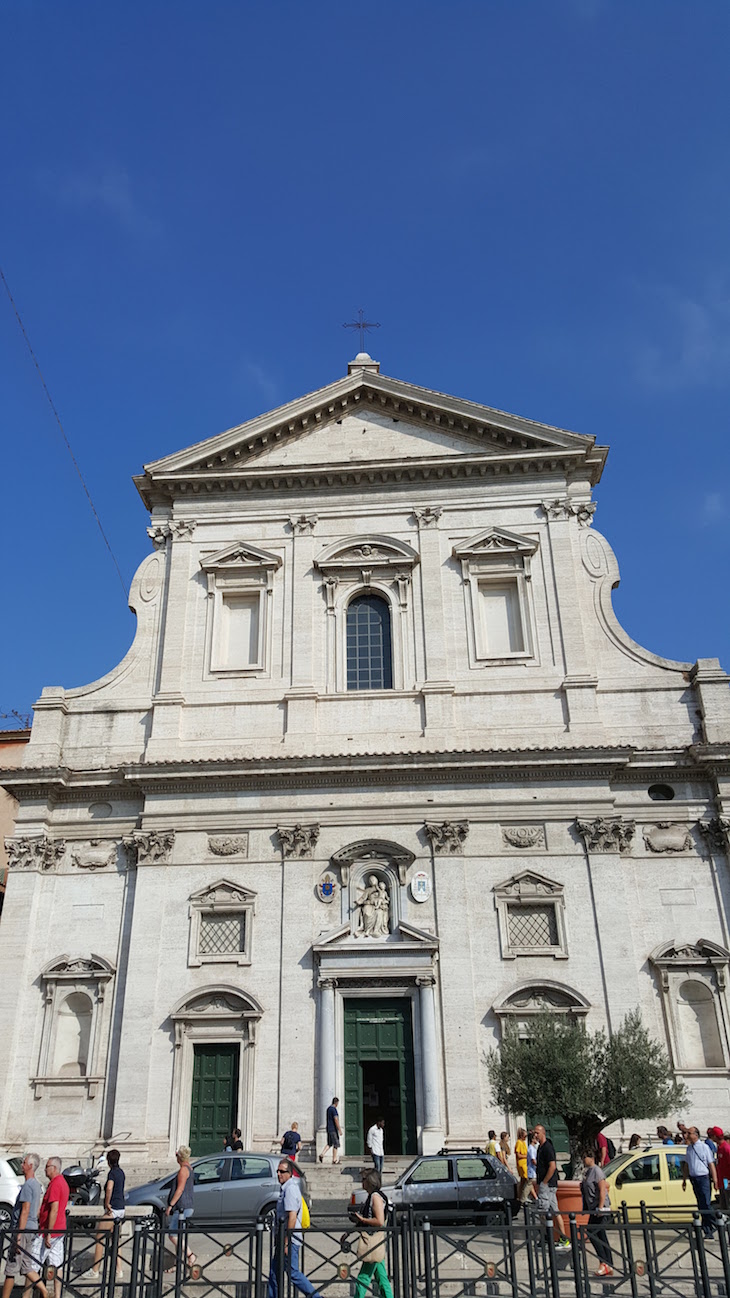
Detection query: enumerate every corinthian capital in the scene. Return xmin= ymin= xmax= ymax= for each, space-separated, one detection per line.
xmin=575 ymin=817 xmax=635 ymax=854
xmin=424 ymin=821 xmax=469 ymax=854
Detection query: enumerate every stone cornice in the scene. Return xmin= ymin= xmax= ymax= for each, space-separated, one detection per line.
xmin=6 ymin=744 xmax=725 ymax=804
xmin=134 ymin=369 xmax=607 ymax=507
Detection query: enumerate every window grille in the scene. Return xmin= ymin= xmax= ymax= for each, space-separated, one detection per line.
xmin=507 ymin=904 xmax=558 ymax=948
xmin=199 ymin=913 xmax=246 ymax=956
xmin=346 ymin=595 xmax=393 ymax=690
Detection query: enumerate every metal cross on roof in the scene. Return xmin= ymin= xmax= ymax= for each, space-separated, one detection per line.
xmin=343 ymin=308 xmax=381 ymax=353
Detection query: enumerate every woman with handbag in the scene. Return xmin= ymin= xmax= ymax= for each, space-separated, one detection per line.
xmin=351 ymin=1170 xmax=393 ymax=1298
xmin=166 ymin=1146 xmax=196 ymax=1270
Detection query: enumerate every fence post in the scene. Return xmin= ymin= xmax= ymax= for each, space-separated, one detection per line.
xmin=620 ymin=1204 xmax=640 ymax=1298
xmin=254 ymin=1221 xmax=264 ymax=1298
xmin=128 ymin=1221 xmax=143 ymax=1298
xmin=717 ymin=1215 xmax=730 ymax=1296
xmin=568 ymin=1214 xmax=584 ymax=1298
xmin=276 ymin=1218 xmax=286 ymax=1298
xmin=421 ymin=1218 xmax=434 ymax=1298
xmin=390 ymin=1214 xmax=401 ymax=1298
xmin=638 ymin=1202 xmax=657 ymax=1298
xmin=545 ymin=1217 xmax=560 ymax=1298
xmin=692 ymin=1212 xmax=712 ymax=1298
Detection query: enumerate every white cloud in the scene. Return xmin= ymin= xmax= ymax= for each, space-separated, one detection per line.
xmin=45 ymin=164 xmax=158 ymax=236
xmin=633 ymin=283 xmax=730 ymax=391
xmin=701 ymin=492 xmax=726 ymax=524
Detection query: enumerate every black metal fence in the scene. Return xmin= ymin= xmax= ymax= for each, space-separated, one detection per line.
xmin=4 ymin=1206 xmax=730 ymax=1298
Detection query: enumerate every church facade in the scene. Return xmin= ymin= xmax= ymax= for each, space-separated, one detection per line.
xmin=2 ymin=352 xmax=730 ymax=1169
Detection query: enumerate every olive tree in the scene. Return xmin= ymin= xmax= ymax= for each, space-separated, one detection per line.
xmin=487 ymin=1009 xmax=688 ymax=1174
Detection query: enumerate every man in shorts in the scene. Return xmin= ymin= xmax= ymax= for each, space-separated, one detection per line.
xmin=1 ymin=1154 xmax=42 ymax=1298
xmin=26 ymin=1157 xmax=69 ymax=1298
xmin=534 ymin=1126 xmax=570 ymax=1250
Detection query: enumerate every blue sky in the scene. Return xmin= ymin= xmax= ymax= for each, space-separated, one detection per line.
xmin=2 ymin=0 xmax=729 ymax=724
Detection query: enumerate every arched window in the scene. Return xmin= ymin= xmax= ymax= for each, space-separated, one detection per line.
xmin=677 ymin=980 xmax=724 ymax=1069
xmin=346 ymin=594 xmax=393 ymax=691
xmin=53 ymin=992 xmax=93 ymax=1077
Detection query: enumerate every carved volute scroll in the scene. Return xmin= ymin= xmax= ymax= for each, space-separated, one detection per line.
xmin=424 ymin=821 xmax=469 ymax=854
xmin=575 ymin=817 xmax=635 ymax=854
xmin=123 ymin=831 xmax=175 ymax=866
xmin=5 ymin=835 xmax=66 ymax=872
xmin=277 ymin=824 xmax=320 ymax=859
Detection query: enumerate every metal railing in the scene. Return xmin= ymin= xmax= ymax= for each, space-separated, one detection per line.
xmin=4 ymin=1203 xmax=730 ymax=1298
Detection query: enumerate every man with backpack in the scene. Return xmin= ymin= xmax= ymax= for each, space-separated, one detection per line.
xmin=596 ymin=1131 xmax=615 ymax=1167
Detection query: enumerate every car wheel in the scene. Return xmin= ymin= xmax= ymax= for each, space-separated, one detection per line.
xmin=260 ymin=1204 xmax=277 ymax=1233
xmin=0 ymin=1203 xmax=13 ymax=1232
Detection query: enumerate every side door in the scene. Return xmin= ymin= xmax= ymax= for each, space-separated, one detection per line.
xmin=402 ymin=1158 xmax=456 ymax=1213
xmin=455 ymin=1156 xmax=502 ymax=1214
xmin=613 ymin=1153 xmax=665 ymax=1221
xmin=222 ymin=1156 xmax=277 ymax=1222
xmin=663 ymin=1146 xmax=693 ymax=1219
xmin=190 ymin=1157 xmax=228 ymax=1225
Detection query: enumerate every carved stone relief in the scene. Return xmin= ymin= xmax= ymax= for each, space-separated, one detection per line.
xmin=5 ymin=835 xmax=66 ymax=872
xmin=502 ymin=826 xmax=546 ymax=850
xmin=698 ymin=819 xmax=730 ymax=854
xmin=123 ymin=831 xmax=175 ymax=865
xmin=541 ymin=500 xmax=596 ymax=527
xmin=70 ymin=840 xmax=117 ymax=871
xmin=575 ymin=817 xmax=635 ymax=854
xmin=147 ymin=519 xmax=196 ymax=547
xmin=317 ymin=873 xmax=338 ymax=904
xmin=353 ymin=874 xmax=391 ymax=938
xmin=289 ymin=514 xmax=318 ymax=535
xmin=208 ymin=834 xmax=249 ymax=857
xmin=412 ymin=507 xmax=442 ymax=529
xmin=424 ymin=821 xmax=469 ymax=854
xmin=277 ymin=824 xmax=320 ymax=859
xmin=643 ymin=823 xmax=693 ymax=854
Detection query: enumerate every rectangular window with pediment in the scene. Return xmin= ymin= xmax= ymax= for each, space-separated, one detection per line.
xmin=200 ymin=542 xmax=282 ymax=679
xmin=452 ymin=528 xmax=538 ymax=667
xmin=494 ymin=871 xmax=568 ymax=960
xmin=189 ymin=880 xmax=256 ymax=968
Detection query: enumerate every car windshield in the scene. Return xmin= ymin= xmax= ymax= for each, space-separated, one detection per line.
xmin=604 ymin=1153 xmax=632 ymax=1177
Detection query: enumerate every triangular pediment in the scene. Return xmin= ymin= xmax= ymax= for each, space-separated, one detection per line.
xmin=453 ymin=527 xmax=539 ymax=560
xmin=135 ymin=367 xmax=607 ymax=505
xmin=189 ymin=878 xmax=257 ymax=906
xmin=493 ymin=869 xmax=563 ymax=899
xmin=199 ymin=542 xmax=282 ymax=573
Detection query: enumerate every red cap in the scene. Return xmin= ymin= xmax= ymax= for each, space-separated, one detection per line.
xmin=709 ymin=1126 xmax=724 ymax=1141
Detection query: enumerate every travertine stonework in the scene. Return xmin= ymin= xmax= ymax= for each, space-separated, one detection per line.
xmin=1 ymin=354 xmax=729 ymax=1168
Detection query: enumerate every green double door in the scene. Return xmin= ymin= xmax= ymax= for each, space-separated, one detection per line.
xmin=344 ymin=998 xmax=417 ymax=1157
xmin=189 ymin=1044 xmax=239 ymax=1156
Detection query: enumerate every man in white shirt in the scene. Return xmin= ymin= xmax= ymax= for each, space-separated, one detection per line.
xmin=682 ymin=1127 xmax=718 ymax=1238
xmin=267 ymin=1162 xmax=320 ymax=1298
xmin=366 ymin=1119 xmax=385 ymax=1174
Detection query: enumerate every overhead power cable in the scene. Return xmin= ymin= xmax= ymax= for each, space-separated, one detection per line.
xmin=1 ymin=265 xmax=128 ymax=599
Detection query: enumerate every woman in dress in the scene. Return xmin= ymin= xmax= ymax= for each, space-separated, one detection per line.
xmin=166 ymin=1146 xmax=196 ymax=1270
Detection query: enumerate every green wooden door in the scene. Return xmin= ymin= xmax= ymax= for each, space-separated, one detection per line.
xmin=190 ymin=1044 xmax=239 ymax=1156
xmin=343 ymin=999 xmax=417 ymax=1157
xmin=527 ymin=1112 xmax=571 ymax=1170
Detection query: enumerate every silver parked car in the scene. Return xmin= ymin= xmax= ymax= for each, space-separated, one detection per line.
xmin=125 ymin=1153 xmax=309 ymax=1227
xmin=351 ymin=1149 xmax=519 ymax=1220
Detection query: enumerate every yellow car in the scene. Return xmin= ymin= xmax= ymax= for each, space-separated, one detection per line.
xmin=604 ymin=1144 xmax=704 ymax=1221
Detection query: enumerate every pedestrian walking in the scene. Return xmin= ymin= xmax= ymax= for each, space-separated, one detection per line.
xmin=267 ymin=1160 xmax=321 ymax=1298
xmin=1 ymin=1153 xmax=42 ymax=1298
xmin=682 ymin=1126 xmax=717 ymax=1238
xmin=533 ymin=1125 xmax=570 ymax=1250
xmin=717 ymin=1132 xmax=730 ymax=1211
xmin=351 ymin=1170 xmax=393 ymax=1298
xmin=526 ymin=1131 xmax=539 ymax=1197
xmin=281 ymin=1123 xmax=302 ymax=1160
xmin=485 ymin=1130 xmax=498 ymax=1158
xmin=366 ymin=1120 xmax=385 ymax=1174
xmin=319 ymin=1098 xmax=341 ymax=1164
xmin=88 ymin=1149 xmax=125 ymax=1280
xmin=499 ymin=1133 xmax=511 ymax=1167
xmin=514 ymin=1128 xmax=530 ymax=1204
xmin=166 ymin=1146 xmax=196 ymax=1269
xmin=26 ymin=1156 xmax=69 ymax=1298
xmin=581 ymin=1149 xmax=613 ymax=1278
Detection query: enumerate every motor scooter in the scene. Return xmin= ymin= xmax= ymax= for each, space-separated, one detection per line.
xmin=62 ymin=1164 xmax=101 ymax=1207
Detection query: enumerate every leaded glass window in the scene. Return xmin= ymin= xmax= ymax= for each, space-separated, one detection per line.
xmin=346 ymin=594 xmax=393 ymax=691
xmin=199 ymin=912 xmax=246 ymax=956
xmin=507 ymin=904 xmax=558 ymax=949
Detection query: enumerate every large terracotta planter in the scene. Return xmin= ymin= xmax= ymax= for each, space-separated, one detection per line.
xmin=556 ymin=1180 xmax=588 ymax=1225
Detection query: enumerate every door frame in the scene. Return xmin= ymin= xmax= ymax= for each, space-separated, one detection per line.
xmin=169 ymin=986 xmax=261 ymax=1157
xmin=189 ymin=1041 xmax=241 ymax=1157
xmin=334 ymin=985 xmax=424 ymax=1154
